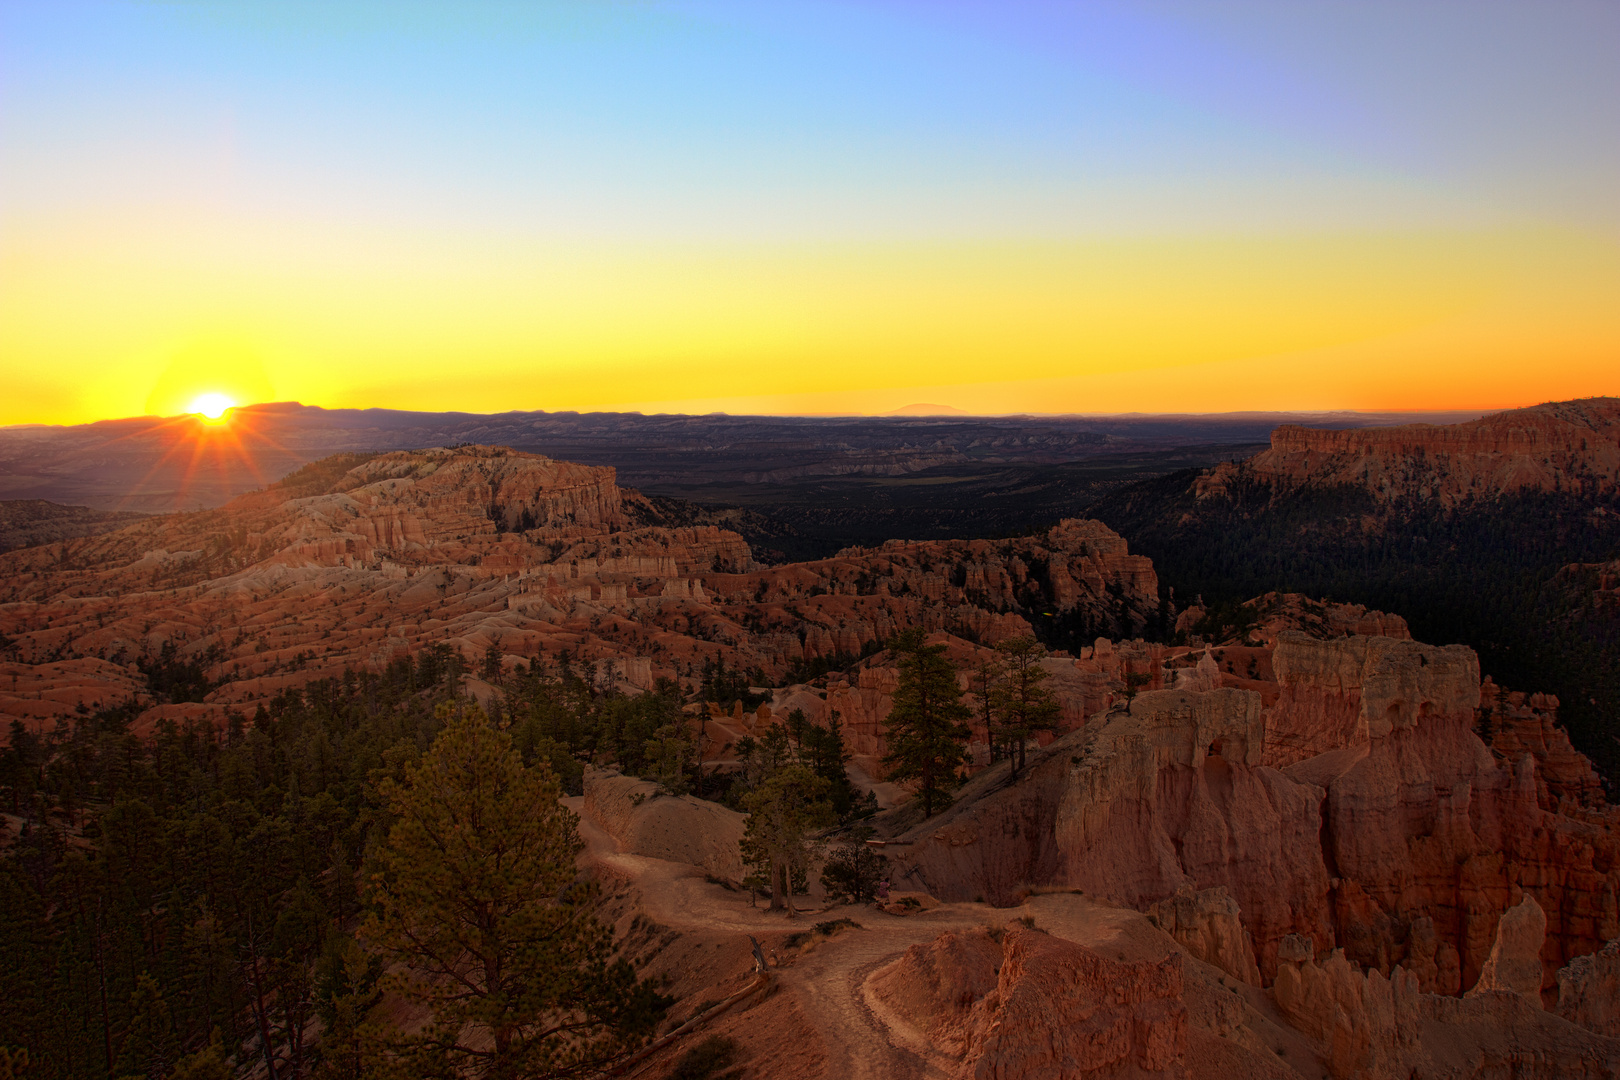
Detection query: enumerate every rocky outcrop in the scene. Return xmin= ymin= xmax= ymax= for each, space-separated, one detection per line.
xmin=1197 ymin=397 xmax=1620 ymax=505
xmin=1266 ymin=633 xmax=1620 ymax=995
xmin=867 ymin=929 xmax=1004 ymax=1057
xmin=1148 ymin=885 xmax=1262 ymax=986
xmin=1467 ymin=896 xmax=1548 ymax=1006
xmin=1176 ymin=592 xmax=1410 ymax=647
xmin=580 ymin=770 xmax=745 ymax=881
xmin=879 ymin=918 xmax=1620 ymax=1080
xmin=1558 ymin=939 xmax=1620 ymax=1037
xmin=1272 ymin=937 xmax=1422 ymax=1079
xmin=953 ymin=929 xmax=1188 ymax=1080
xmin=880 ymin=628 xmax=1620 ymax=1009
xmin=888 ymin=688 xmax=1334 ymax=977
xmin=1264 ymin=631 xmax=1479 ymax=768
xmin=1478 ymin=677 xmax=1606 ymax=809
xmin=1271 ymin=931 xmax=1620 ymax=1079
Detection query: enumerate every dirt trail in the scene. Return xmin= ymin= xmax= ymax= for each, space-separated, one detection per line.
xmin=568 ymin=796 xmax=1173 ymax=1080
xmin=570 ymin=797 xmax=989 ymax=1076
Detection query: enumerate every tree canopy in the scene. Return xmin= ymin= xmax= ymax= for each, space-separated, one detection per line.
xmin=364 ymin=704 xmax=668 ymax=1079
xmin=881 ymin=628 xmax=972 ymax=818
xmin=988 ymin=635 xmax=1061 ymax=774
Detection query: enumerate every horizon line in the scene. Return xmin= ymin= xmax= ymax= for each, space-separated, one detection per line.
xmin=2 ymin=398 xmax=1573 ymax=431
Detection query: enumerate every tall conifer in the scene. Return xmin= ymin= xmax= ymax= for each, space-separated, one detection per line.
xmin=881 ymin=629 xmax=971 ymax=818
xmin=363 ymin=704 xmax=668 ymax=1079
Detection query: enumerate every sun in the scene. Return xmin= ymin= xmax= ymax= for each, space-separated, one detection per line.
xmin=188 ymin=392 xmax=236 ymax=423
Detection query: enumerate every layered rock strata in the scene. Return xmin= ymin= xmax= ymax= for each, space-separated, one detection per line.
xmin=883 ymin=631 xmax=1620 ymax=1006
xmin=0 ymin=447 xmax=1158 ymax=742
xmin=1197 ymin=396 xmax=1620 ymax=504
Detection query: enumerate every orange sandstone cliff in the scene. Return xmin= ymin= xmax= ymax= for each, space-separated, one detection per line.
xmin=1197 ymin=397 xmax=1620 ymax=505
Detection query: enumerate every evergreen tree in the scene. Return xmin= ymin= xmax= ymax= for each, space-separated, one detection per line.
xmin=971 ymin=657 xmax=1000 ymax=762
xmin=798 ymin=710 xmax=865 ymax=821
xmin=112 ymin=974 xmax=176 ymax=1080
xmin=739 ymin=765 xmax=833 ymax=915
xmin=362 ymin=704 xmax=669 ymax=1079
xmin=881 ymin=629 xmax=972 ymax=818
xmin=819 ymin=826 xmax=886 ymax=904
xmin=989 ymin=635 xmax=1062 ymax=775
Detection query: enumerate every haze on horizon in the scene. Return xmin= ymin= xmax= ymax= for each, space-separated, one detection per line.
xmin=3 ymin=1 xmax=1617 ymax=428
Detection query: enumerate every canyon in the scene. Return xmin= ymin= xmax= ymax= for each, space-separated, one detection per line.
xmin=3 ymin=427 xmax=1620 ymax=1078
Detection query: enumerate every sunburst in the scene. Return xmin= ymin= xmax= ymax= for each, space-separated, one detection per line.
xmin=104 ymin=402 xmax=299 ymax=512
xmin=188 ymin=392 xmax=237 ymax=424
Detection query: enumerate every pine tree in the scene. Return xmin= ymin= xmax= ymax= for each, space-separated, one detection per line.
xmin=881 ymin=629 xmax=972 ymax=818
xmin=800 ymin=710 xmax=861 ymax=821
xmin=362 ymin=704 xmax=669 ymax=1079
xmin=820 ymin=826 xmax=886 ymax=904
xmin=989 ymin=635 xmax=1062 ymax=775
xmin=739 ymin=765 xmax=834 ymax=915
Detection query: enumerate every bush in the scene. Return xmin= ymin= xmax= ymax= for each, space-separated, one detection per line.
xmin=820 ymin=828 xmax=885 ymax=904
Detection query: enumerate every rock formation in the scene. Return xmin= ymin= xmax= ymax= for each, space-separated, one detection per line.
xmin=881 ymin=627 xmax=1620 ymax=1010
xmin=0 ymin=446 xmax=1158 ymax=745
xmin=872 ymin=913 xmax=1620 ymax=1080
xmin=580 ymin=770 xmax=747 ymax=881
xmin=1478 ymin=677 xmax=1607 ymax=808
xmin=1197 ymin=396 xmax=1620 ymax=505
xmin=953 ymin=930 xmax=1188 ymax=1080
xmin=867 ymin=928 xmax=1005 ymax=1057
xmin=1558 ymin=939 xmax=1620 ymax=1037
xmin=873 ymin=927 xmax=1194 ymax=1080
xmin=1468 ymin=896 xmax=1548 ymax=1005
xmin=1148 ymin=885 xmax=1262 ymax=986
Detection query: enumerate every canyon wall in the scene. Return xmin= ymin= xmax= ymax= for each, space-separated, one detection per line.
xmin=884 ymin=630 xmax=1620 ymax=1004
xmin=1197 ymin=397 xmax=1620 ymax=505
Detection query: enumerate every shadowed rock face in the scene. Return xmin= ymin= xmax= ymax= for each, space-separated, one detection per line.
xmin=886 ymin=632 xmax=1620 ymax=1005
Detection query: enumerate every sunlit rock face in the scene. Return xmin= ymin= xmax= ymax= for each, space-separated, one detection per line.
xmin=1197 ymin=396 xmax=1620 ymax=505
xmin=0 ymin=445 xmax=1155 ymax=746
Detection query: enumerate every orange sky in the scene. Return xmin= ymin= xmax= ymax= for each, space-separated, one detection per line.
xmin=3 ymin=4 xmax=1617 ymax=425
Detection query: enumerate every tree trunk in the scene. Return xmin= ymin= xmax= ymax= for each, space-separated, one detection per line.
xmin=246 ymin=913 xmax=280 ymax=1080
xmin=94 ymin=901 xmax=112 ymax=1080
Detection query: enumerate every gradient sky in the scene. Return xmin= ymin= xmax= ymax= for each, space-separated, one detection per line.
xmin=2 ymin=1 xmax=1617 ymax=425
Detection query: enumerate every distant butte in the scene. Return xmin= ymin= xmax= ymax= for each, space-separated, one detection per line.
xmin=882 ymin=402 xmax=971 ymax=416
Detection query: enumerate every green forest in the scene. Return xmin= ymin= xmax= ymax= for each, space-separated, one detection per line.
xmin=0 ymin=646 xmax=712 ymax=1080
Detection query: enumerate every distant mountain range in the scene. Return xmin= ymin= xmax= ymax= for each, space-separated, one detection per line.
xmin=0 ymin=402 xmax=1487 ymax=514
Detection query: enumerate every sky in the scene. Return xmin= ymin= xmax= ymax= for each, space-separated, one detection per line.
xmin=2 ymin=1 xmax=1617 ymax=426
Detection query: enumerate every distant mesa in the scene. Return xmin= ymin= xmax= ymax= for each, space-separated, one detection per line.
xmin=883 ymin=402 xmax=970 ymax=416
